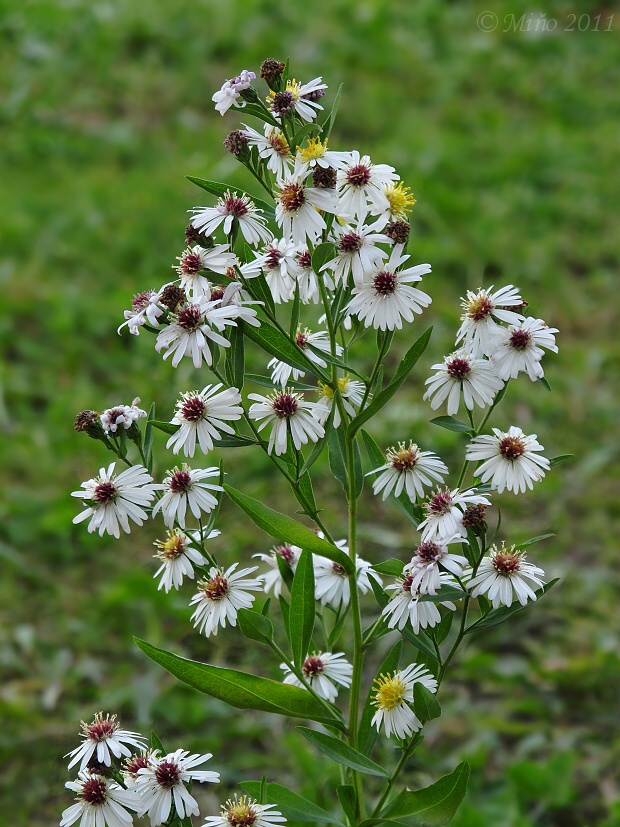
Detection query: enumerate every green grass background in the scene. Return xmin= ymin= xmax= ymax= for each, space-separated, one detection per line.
xmin=2 ymin=0 xmax=619 ymax=824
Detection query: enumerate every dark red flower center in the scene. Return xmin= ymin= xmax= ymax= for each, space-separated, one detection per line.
xmin=265 ymin=248 xmax=283 ymax=269
xmin=180 ymin=252 xmax=203 ymax=276
xmin=427 ymin=491 xmax=453 ymax=515
xmin=509 ymin=329 xmax=531 ymax=351
xmin=86 ymin=718 xmax=117 ymax=741
xmin=492 ymin=551 xmax=521 ymax=575
xmin=210 ymin=286 xmax=225 ymax=301
xmin=390 ymin=448 xmax=418 ymax=471
xmin=155 ymin=760 xmax=181 ymax=788
xmin=125 ymin=755 xmax=149 ymax=777
xmin=446 ymin=357 xmax=471 ymax=380
xmin=176 ymin=304 xmax=203 ymax=331
xmin=203 ymin=574 xmax=229 ymax=600
xmin=332 ymin=562 xmax=346 ymax=576
xmin=279 ymin=183 xmax=306 ymax=212
xmin=498 ymin=436 xmax=526 ymax=460
xmin=82 ymin=777 xmax=108 ymax=806
xmin=181 ymin=396 xmax=206 ymax=422
xmin=417 ymin=541 xmax=441 ymax=564
xmin=302 ymin=655 xmax=325 ymax=678
xmin=401 ymin=574 xmax=415 ymax=593
xmin=93 ymin=481 xmax=118 ymax=505
xmin=339 ymin=232 xmax=362 ymax=253
xmin=169 ymin=470 xmax=193 ymax=493
xmin=272 ymin=393 xmax=298 ymax=419
xmin=223 ymin=197 xmax=249 ymax=217
xmin=270 ymin=90 xmax=295 ymax=116
xmin=132 ymin=290 xmax=154 ymax=311
xmin=295 ymin=331 xmax=308 ymax=348
xmin=297 ymin=250 xmax=312 ymax=269
xmin=276 ymin=545 xmax=295 ymax=565
xmin=373 ymin=270 xmax=397 ymax=296
xmin=346 ymin=163 xmax=371 ymax=187
xmin=467 ymin=295 xmax=493 ymax=321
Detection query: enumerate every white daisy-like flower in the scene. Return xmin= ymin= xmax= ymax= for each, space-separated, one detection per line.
xmin=281 ymin=652 xmax=353 ymax=702
xmin=248 ymin=390 xmax=325 ymax=455
xmin=66 ymin=712 xmax=147 ymax=771
xmin=204 ymin=796 xmax=286 ymax=827
xmin=314 ymin=375 xmax=365 ymax=428
xmin=123 ymin=752 xmax=153 ymax=787
xmin=381 ymin=180 xmax=417 ymax=221
xmin=345 ymin=245 xmax=431 ymax=331
xmin=152 ymin=465 xmax=222 ymax=528
xmin=408 ymin=537 xmax=469 ymax=595
xmin=466 ymin=426 xmax=550 ymax=494
xmin=134 ymin=749 xmax=219 ymax=825
xmin=253 ymin=543 xmax=301 ymax=598
xmin=166 ymin=384 xmax=243 ymax=457
xmin=191 ymin=191 xmax=272 ymax=246
xmin=267 ymin=77 xmax=328 ymax=123
xmin=465 ymin=543 xmax=546 ymax=608
xmin=383 ymin=571 xmax=458 ymax=634
xmin=295 ymin=136 xmax=349 ymax=171
xmin=268 ymin=327 xmax=341 ymax=387
xmin=423 ymin=349 xmax=505 ymax=416
xmin=293 ymin=247 xmax=322 ymax=304
xmin=258 ymin=237 xmax=300 ymax=303
xmin=209 ymin=281 xmax=262 ymax=328
xmin=314 ymin=551 xmax=381 ymax=609
xmin=275 ymin=166 xmax=340 ymax=246
xmin=455 ymin=285 xmax=526 ymax=357
xmin=118 ymin=290 xmax=164 ymax=336
xmin=491 ymin=317 xmax=559 ymax=381
xmin=100 ymin=397 xmax=147 ymax=435
xmin=61 ymin=771 xmax=142 ymax=827
xmin=72 ymin=463 xmax=156 ymax=539
xmin=242 ymin=123 xmax=293 ymax=178
xmin=155 ymin=300 xmax=230 ymax=369
xmin=369 ymin=441 xmax=448 ymax=503
xmin=336 ymin=150 xmax=398 ymax=219
xmin=371 ymin=664 xmax=438 ymax=740
xmin=153 ymin=528 xmax=210 ymax=593
xmin=212 ymin=69 xmax=256 ymax=115
xmin=189 ymin=563 xmax=262 ymax=637
xmin=174 ymin=244 xmax=237 ymax=299
xmin=325 ymin=217 xmax=391 ymax=288
xmin=418 ymin=487 xmax=491 ymax=543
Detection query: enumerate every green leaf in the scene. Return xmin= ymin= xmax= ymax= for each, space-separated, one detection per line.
xmin=134 ymin=638 xmax=344 ymax=728
xmin=239 ymin=102 xmax=281 ymax=128
xmin=515 ymin=533 xmax=555 ymax=549
xmin=465 ymin=578 xmax=559 ymax=634
xmin=311 ymin=242 xmax=336 ymax=275
xmin=430 ymin=416 xmax=475 ymax=435
xmin=144 ymin=402 xmax=156 ymax=474
xmin=225 ymin=324 xmax=245 ymax=390
xmin=213 ymin=434 xmax=258 ymax=448
xmin=292 ymin=121 xmax=323 ymax=147
xmin=327 ymin=605 xmax=350 ymax=648
xmin=243 ymin=262 xmax=276 ymax=317
xmin=322 ymin=83 xmax=343 ymax=140
xmin=289 ymin=280 xmax=301 ymax=338
xmin=279 ymin=594 xmax=291 ymax=636
xmin=372 ymin=559 xmax=405 ymax=577
xmin=537 ymin=376 xmax=552 ymax=391
xmin=186 ymin=176 xmax=275 ymax=220
xmin=150 ymin=730 xmax=165 ymax=753
xmin=550 ymin=454 xmax=573 ymax=467
xmin=148 ymin=419 xmax=178 ymax=436
xmin=289 ymin=550 xmax=316 ymax=668
xmin=297 ymin=727 xmax=389 ymax=777
xmin=294 ymin=468 xmax=318 ymax=517
xmin=418 ymin=585 xmax=468 ymax=604
xmin=350 ymin=328 xmax=432 ymax=436
xmin=432 ymin=611 xmax=453 ymax=645
xmin=241 ymin=781 xmax=345 ymax=826
xmin=328 ymin=427 xmax=349 ymax=493
xmin=307 ymin=342 xmax=364 ymax=379
xmin=413 ymin=683 xmax=441 ymax=724
xmin=242 ymin=321 xmax=325 ymax=377
xmin=378 ymin=761 xmax=470 ymax=826
xmin=276 ymin=553 xmax=295 ymax=593
xmin=237 ymin=608 xmax=274 ymax=645
xmin=337 ymin=786 xmax=357 ymax=827
xmin=359 ymin=640 xmax=402 ymax=755
xmin=223 ymin=484 xmax=354 ymax=573
xmin=245 ymin=374 xmax=317 ymax=392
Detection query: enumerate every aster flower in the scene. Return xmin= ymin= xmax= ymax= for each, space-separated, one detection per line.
xmin=336 ymin=150 xmax=399 ymax=219
xmin=189 ymin=563 xmax=262 ymax=637
xmin=369 ymin=441 xmax=448 ymax=502
xmin=174 ymin=244 xmax=237 ymax=299
xmin=383 ymin=571 xmax=458 ymax=634
xmin=345 ymin=244 xmax=431 ymax=331
xmin=100 ymin=398 xmax=146 ymax=436
xmin=258 ymin=237 xmax=300 ymax=303
xmin=118 ymin=290 xmax=164 ymax=336
xmin=423 ymin=349 xmax=505 ymax=416
xmin=325 ymin=217 xmax=392 ymax=288
xmin=456 ymin=285 xmax=526 ymax=357
xmin=408 ymin=537 xmax=469 ymax=595
xmin=61 ymin=771 xmax=141 ymax=827
xmin=72 ymin=463 xmax=156 ymax=539
xmin=166 ymin=384 xmax=243 ymax=457
xmin=155 ymin=300 xmax=231 ymax=369
xmin=191 ymin=191 xmax=272 ymax=246
xmin=371 ymin=664 xmax=438 ymax=739
xmin=66 ymin=712 xmax=147 ymax=771
xmin=210 ymin=281 xmax=261 ymax=328
xmin=123 ymin=752 xmax=153 ymax=787
xmin=491 ymin=317 xmax=559 ymax=381
xmin=134 ymin=749 xmax=219 ymax=825
xmin=267 ymin=77 xmax=328 ymax=123
xmin=212 ymin=69 xmax=256 ymax=115
xmin=248 ymin=390 xmax=325 ymax=455
xmin=381 ymin=180 xmax=417 ymax=221
xmin=268 ymin=327 xmax=340 ymax=387
xmin=281 ymin=652 xmax=353 ymax=702
xmin=204 ymin=797 xmax=286 ymax=827
xmin=293 ymin=247 xmax=322 ymax=303
xmin=274 ymin=171 xmax=340 ymax=245
xmin=465 ymin=426 xmax=550 ymax=494
xmin=314 ymin=375 xmax=365 ymax=428
xmin=295 ymin=136 xmax=349 ymax=171
xmin=242 ymin=123 xmax=293 ymax=178
xmin=418 ymin=487 xmax=491 ymax=543
xmin=153 ymin=528 xmax=211 ymax=593
xmin=253 ymin=543 xmax=301 ymax=598
xmin=152 ymin=465 xmax=222 ymax=528
xmin=314 ymin=551 xmax=381 ymax=609
xmin=465 ymin=543 xmax=546 ymax=608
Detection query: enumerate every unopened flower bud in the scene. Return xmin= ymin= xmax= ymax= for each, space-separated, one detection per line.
xmin=239 ymin=85 xmax=259 ymax=104
xmin=312 ymin=165 xmax=337 ymax=189
xmin=462 ymin=503 xmax=488 ymax=535
xmin=74 ymin=410 xmax=105 ymax=440
xmin=384 ymin=220 xmax=411 ymax=245
xmin=185 ymin=224 xmax=215 ymax=248
xmin=223 ymin=129 xmax=250 ymax=161
xmin=159 ymin=284 xmax=186 ymax=311
xmin=260 ymin=58 xmax=286 ymax=90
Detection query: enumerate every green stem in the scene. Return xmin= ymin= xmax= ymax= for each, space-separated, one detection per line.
xmin=371 ymin=737 xmax=418 ymax=817
xmin=360 ymin=332 xmax=393 ymax=409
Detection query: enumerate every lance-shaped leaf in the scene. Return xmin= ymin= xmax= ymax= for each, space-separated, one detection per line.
xmin=359 ymin=640 xmax=402 ymax=755
xmin=143 ymin=402 xmax=156 ymax=474
xmin=430 ymin=416 xmax=475 ymax=435
xmin=237 ymin=608 xmax=274 ymax=645
xmin=376 ymin=761 xmax=470 ymax=826
xmin=322 ymin=83 xmax=343 ymax=141
xmin=413 ymin=682 xmax=441 ymax=725
xmin=238 ymin=102 xmax=282 ymax=129
xmin=349 ymin=328 xmax=432 ymax=436
xmin=515 ymin=533 xmax=555 ymax=549
xmin=372 ymin=559 xmax=405 ymax=577
xmin=311 ymin=242 xmax=336 ymax=275
xmin=186 ymin=176 xmax=275 ymax=220
xmin=292 ymin=121 xmax=323 ymax=147
xmin=242 ymin=321 xmax=327 ymax=377
xmin=297 ymin=727 xmax=388 ymax=777
xmin=289 ymin=550 xmax=315 ymax=668
xmin=134 ymin=639 xmax=344 ymax=729
xmin=246 ymin=374 xmax=317 ymax=392
xmin=241 ymin=782 xmax=345 ymax=826
xmin=223 ymin=485 xmax=354 ymax=573
xmin=225 ymin=324 xmax=245 ymax=390
xmin=465 ymin=578 xmax=559 ymax=634
xmin=549 ymin=454 xmax=573 ymax=467
xmin=148 ymin=419 xmax=179 ymax=436
xmin=337 ymin=786 xmax=356 ymax=827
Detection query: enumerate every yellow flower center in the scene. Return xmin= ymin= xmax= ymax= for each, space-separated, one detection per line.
xmin=317 ymin=381 xmax=334 ymax=400
xmin=384 ymin=182 xmax=416 ymax=218
xmin=155 ymin=530 xmax=186 ymax=560
xmin=224 ymin=797 xmax=257 ymax=826
xmin=373 ymin=673 xmax=407 ymax=711
xmin=297 ymin=137 xmax=327 ymax=162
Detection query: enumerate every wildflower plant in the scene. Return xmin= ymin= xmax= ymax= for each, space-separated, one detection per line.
xmin=65 ymin=58 xmax=568 ymax=827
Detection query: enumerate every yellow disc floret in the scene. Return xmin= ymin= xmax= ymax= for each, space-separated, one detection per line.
xmin=297 ymin=136 xmax=327 ymax=163
xmin=384 ymin=181 xmax=416 ymax=218
xmin=373 ymin=672 xmax=407 ymax=710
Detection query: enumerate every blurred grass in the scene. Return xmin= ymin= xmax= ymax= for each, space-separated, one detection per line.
xmin=1 ymin=0 xmax=619 ymax=824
